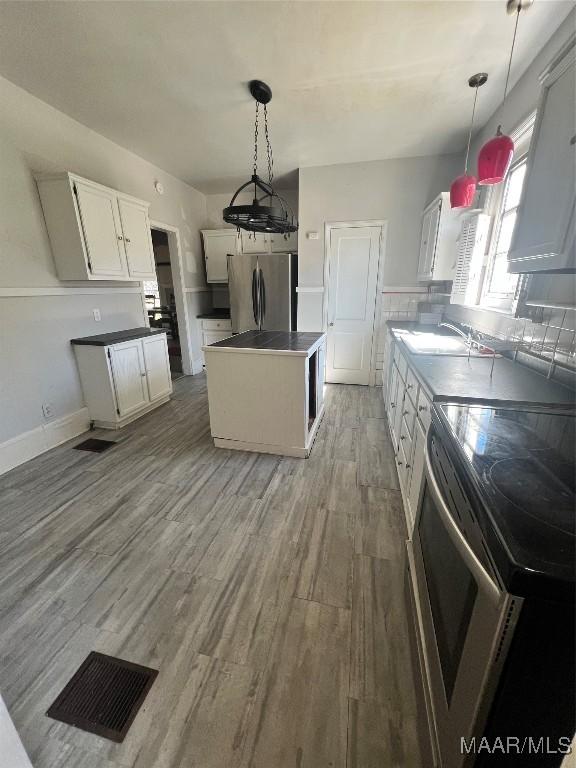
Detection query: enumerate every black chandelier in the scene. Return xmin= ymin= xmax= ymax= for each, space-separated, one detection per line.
xmin=223 ymin=80 xmax=298 ymax=236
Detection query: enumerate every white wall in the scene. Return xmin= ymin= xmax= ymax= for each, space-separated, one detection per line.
xmin=0 ymin=75 xmax=209 ymax=448
xmin=297 ymin=153 xmax=461 ymax=329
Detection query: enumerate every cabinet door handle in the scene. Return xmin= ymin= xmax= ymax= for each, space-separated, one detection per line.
xmin=390 ymin=402 xmax=396 ymax=408
xmin=403 ymin=410 xmax=409 ymax=416
xmin=400 ymin=435 xmax=406 ymax=441
xmin=397 ymin=461 xmax=403 ymax=466
xmin=406 ymin=463 xmax=411 ymax=469
xmin=125 ymin=237 xmax=131 ymax=244
xmin=407 ymin=384 xmax=413 ymax=390
xmin=117 ymin=235 xmax=124 ymax=241
xmin=571 ymin=135 xmax=576 ymax=146
xmin=418 ymin=405 xmax=428 ymax=412
xmin=141 ymin=373 xmax=146 ymax=377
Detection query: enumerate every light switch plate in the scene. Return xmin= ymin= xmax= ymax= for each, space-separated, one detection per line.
xmin=93 ymin=308 xmax=101 ymax=322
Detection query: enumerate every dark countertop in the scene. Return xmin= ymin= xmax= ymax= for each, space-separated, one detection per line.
xmin=197 ymin=311 xmax=231 ymax=320
xmin=71 ymin=328 xmax=166 ymax=346
xmin=205 ymin=330 xmax=325 ymax=354
xmin=435 ymin=403 xmax=575 ymax=600
xmin=387 ymin=321 xmax=575 ymax=409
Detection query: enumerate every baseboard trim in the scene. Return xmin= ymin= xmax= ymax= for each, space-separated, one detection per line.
xmin=0 ymin=407 xmax=90 ymax=476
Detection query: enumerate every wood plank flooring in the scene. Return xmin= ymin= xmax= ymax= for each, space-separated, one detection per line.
xmin=0 ymin=374 xmax=428 ymax=767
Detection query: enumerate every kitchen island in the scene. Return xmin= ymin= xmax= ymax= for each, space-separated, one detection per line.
xmin=203 ymin=330 xmax=326 ymax=457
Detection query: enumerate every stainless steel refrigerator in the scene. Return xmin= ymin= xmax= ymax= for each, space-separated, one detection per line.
xmin=227 ymin=252 xmax=298 ymax=333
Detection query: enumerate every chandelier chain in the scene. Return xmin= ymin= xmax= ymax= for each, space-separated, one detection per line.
xmin=253 ymin=102 xmax=259 ymax=176
xmin=264 ymin=104 xmax=274 ymax=185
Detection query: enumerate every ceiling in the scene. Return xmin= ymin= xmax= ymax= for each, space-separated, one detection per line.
xmin=0 ymin=1 xmax=572 ymax=193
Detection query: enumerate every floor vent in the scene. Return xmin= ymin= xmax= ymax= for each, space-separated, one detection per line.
xmin=46 ymin=652 xmax=158 ymax=742
xmin=74 ymin=438 xmax=117 ymax=453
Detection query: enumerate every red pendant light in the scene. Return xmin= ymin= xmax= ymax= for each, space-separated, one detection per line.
xmin=478 ymin=0 xmax=532 ymax=185
xmin=450 ymin=73 xmax=488 ymax=209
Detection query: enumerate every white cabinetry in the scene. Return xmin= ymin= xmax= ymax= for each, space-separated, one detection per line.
xmin=200 ymin=318 xmax=233 ymax=352
xmin=240 ymin=230 xmax=298 ymax=255
xmin=118 ymin=198 xmax=156 ymax=278
xmin=201 ymin=230 xmax=237 ymax=283
xmin=73 ymin=332 xmax=172 ymax=429
xmin=508 ymin=40 xmax=575 ymax=273
xmin=36 ymin=173 xmax=156 ymax=281
xmin=385 ymin=333 xmax=432 ymax=536
xmin=418 ymin=192 xmax=461 ymax=282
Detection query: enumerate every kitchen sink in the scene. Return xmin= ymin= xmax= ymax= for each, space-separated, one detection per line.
xmin=398 ymin=331 xmax=497 ymax=357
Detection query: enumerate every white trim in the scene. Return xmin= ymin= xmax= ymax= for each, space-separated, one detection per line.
xmin=149 ymin=220 xmax=195 ymax=376
xmin=0 ymin=286 xmax=142 ymax=297
xmin=323 ymin=219 xmax=388 ymax=386
xmin=0 ymin=407 xmax=90 ymax=476
xmin=296 ymin=286 xmax=325 ymax=294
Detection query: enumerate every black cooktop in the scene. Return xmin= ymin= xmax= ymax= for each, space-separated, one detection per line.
xmin=435 ymin=403 xmax=575 ymax=600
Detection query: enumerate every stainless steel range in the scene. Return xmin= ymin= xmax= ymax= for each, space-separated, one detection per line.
xmin=407 ymin=403 xmax=575 ymax=767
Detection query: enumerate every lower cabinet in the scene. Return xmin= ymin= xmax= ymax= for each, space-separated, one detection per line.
xmin=201 ymin=318 xmax=233 ymax=358
xmin=384 ymin=334 xmax=432 ymax=536
xmin=73 ymin=333 xmax=173 ymax=429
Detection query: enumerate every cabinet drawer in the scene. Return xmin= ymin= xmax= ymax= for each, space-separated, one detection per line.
xmin=396 ymin=439 xmax=410 ymax=491
xmin=203 ymin=330 xmax=232 ymax=346
xmin=201 ymin=319 xmax=232 ymax=331
xmin=394 ymin=346 xmax=408 ymax=381
xmin=416 ymin=387 xmax=432 ymax=431
xmin=405 ymin=367 xmax=419 ymax=406
xmin=401 ymin=391 xmax=416 ymax=437
xmin=399 ymin=415 xmax=413 ymax=461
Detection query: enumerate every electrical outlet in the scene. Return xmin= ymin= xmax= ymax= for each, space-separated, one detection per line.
xmin=93 ymin=308 xmax=101 ymax=322
xmin=42 ymin=402 xmax=54 ymax=419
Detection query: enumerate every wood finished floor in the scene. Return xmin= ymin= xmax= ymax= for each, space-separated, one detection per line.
xmin=0 ymin=375 xmax=427 ymax=768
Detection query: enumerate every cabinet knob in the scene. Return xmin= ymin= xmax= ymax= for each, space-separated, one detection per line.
xmin=141 ymin=373 xmax=146 ymax=377
xmin=390 ymin=402 xmax=396 ymax=408
xmin=329 ymin=322 xmax=334 ymax=327
xmin=117 ymin=235 xmax=123 ymax=241
xmin=400 ymin=435 xmax=406 ymax=441
xmin=403 ymin=410 xmax=409 ymax=416
xmin=125 ymin=237 xmax=131 ymax=244
xmin=407 ymin=384 xmax=413 ymax=390
xmin=418 ymin=405 xmax=428 ymax=412
xmin=406 ymin=463 xmax=411 ymax=469
xmin=397 ymin=461 xmax=403 ymax=466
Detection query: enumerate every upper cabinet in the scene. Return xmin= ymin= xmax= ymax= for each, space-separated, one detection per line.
xmin=240 ymin=231 xmax=269 ymax=254
xmin=508 ymin=40 xmax=575 ymax=273
xmin=417 ymin=192 xmax=461 ymax=282
xmin=201 ymin=229 xmax=238 ymax=283
xmin=240 ymin=229 xmax=298 ymax=254
xmin=36 ymin=172 xmax=156 ymax=281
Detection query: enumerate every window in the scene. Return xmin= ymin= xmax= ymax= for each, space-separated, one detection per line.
xmin=143 ymin=279 xmax=160 ymax=310
xmin=480 ymin=113 xmax=535 ymax=312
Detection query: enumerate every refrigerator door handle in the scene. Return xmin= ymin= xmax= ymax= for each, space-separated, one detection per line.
xmin=259 ymin=268 xmax=266 ymax=325
xmin=251 ymin=268 xmax=260 ymax=325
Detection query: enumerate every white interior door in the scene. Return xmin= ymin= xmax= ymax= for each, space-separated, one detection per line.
xmin=110 ymin=340 xmax=149 ymax=416
xmin=74 ymin=182 xmax=127 ymax=278
xmin=118 ymin=198 xmax=156 ymax=278
xmin=142 ymin=335 xmax=172 ymax=401
xmin=325 ymin=225 xmax=381 ymax=385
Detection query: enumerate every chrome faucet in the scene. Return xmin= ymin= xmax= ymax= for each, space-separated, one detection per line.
xmin=438 ymin=322 xmax=469 ymax=341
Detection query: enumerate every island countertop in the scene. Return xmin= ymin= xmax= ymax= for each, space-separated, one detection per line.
xmin=204 ymin=330 xmax=326 ymax=356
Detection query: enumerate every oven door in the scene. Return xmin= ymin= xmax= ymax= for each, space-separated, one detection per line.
xmin=412 ymin=435 xmax=518 ymax=768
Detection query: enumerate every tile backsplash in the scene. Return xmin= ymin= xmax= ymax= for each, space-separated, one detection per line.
xmin=445 ymin=303 xmax=576 ymax=386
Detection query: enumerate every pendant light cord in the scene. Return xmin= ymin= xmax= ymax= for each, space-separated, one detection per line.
xmin=464 ymin=85 xmax=480 ymax=174
xmin=253 ymin=102 xmax=259 ymax=177
xmin=502 ymin=6 xmax=521 ymax=108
